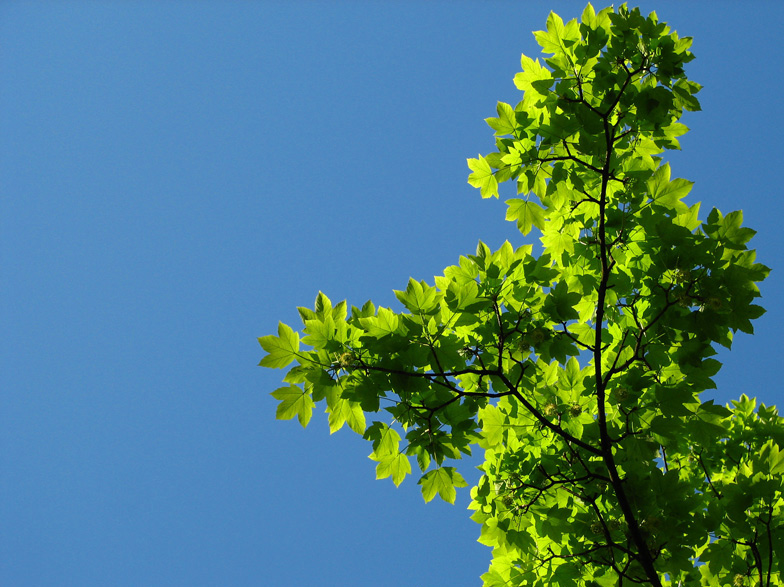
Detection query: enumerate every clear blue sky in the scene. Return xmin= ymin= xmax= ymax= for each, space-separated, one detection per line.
xmin=2 ymin=2 xmax=783 ymax=585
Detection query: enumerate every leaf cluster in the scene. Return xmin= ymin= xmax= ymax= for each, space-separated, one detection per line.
xmin=260 ymin=4 xmax=781 ymax=586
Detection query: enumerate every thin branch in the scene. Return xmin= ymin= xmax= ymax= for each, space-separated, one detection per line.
xmin=765 ymin=504 xmax=774 ymax=587
xmin=559 ymin=323 xmax=597 ymax=353
xmin=493 ymin=370 xmax=602 ymax=456
xmin=696 ymin=452 xmax=722 ymax=499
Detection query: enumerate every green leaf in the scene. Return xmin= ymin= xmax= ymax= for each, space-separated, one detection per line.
xmin=418 ymin=467 xmax=468 ymax=504
xmin=364 ymin=421 xmax=402 ymax=459
xmin=486 ymin=102 xmax=516 ymax=135
xmin=359 ymin=307 xmax=400 ymax=338
xmin=315 ymin=291 xmax=332 ymax=317
xmin=468 ymin=155 xmax=499 ymax=198
xmin=351 ymin=300 xmax=376 ymax=319
xmin=647 ymin=163 xmax=692 ymax=212
xmin=545 ymin=333 xmax=579 ymax=364
xmin=301 ymin=315 xmax=334 ymax=349
xmin=505 ymin=199 xmax=547 ymax=235
xmin=478 ymin=405 xmax=505 ymax=447
xmin=534 ymin=11 xmax=565 ymax=55
xmin=541 ymin=222 xmax=578 ymax=260
xmin=327 ymin=397 xmax=366 ymax=434
xmin=394 ymin=279 xmax=440 ymax=314
xmin=297 ymin=306 xmax=316 ymax=323
xmin=514 ymin=55 xmax=553 ymax=97
xmin=544 ymin=281 xmax=581 ymax=322
xmin=444 ymin=279 xmax=482 ymax=313
xmin=769 ymin=445 xmax=784 ymax=475
xmin=716 ymin=210 xmax=756 ymax=247
xmin=270 ymin=385 xmax=314 ymax=427
xmin=258 ymin=322 xmax=300 ymax=369
xmin=552 ymin=562 xmax=580 ymax=585
xmin=673 ymin=79 xmax=702 ymax=112
xmin=580 ymin=3 xmax=596 ymax=27
xmin=674 ymin=202 xmax=701 ymax=230
xmin=373 ymin=452 xmax=411 ymax=486
xmin=523 ymin=253 xmax=558 ymax=284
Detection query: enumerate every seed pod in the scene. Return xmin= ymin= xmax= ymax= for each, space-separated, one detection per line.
xmin=337 ymin=351 xmax=356 ymax=369
xmin=529 ymin=328 xmax=547 ymax=345
xmin=614 ymin=386 xmax=630 ymax=402
xmin=706 ymin=297 xmax=724 ymax=311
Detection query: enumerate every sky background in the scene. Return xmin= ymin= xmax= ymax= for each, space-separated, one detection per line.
xmin=2 ymin=2 xmax=783 ymax=585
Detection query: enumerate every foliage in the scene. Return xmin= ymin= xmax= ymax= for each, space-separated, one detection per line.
xmin=259 ymin=4 xmax=783 ymax=585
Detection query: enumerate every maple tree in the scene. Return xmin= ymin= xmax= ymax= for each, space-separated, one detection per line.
xmin=259 ymin=4 xmax=783 ymax=585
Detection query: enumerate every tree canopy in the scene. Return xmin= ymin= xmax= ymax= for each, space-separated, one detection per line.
xmin=259 ymin=4 xmax=782 ymax=585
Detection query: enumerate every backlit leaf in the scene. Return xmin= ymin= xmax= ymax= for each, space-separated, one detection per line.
xmin=468 ymin=155 xmax=499 ymax=198
xmin=374 ymin=452 xmax=411 ymax=486
xmin=258 ymin=322 xmax=300 ymax=369
xmin=418 ymin=467 xmax=468 ymax=504
xmin=270 ymin=385 xmax=314 ymax=427
xmin=505 ymin=199 xmax=546 ymax=235
xmin=647 ymin=163 xmax=692 ymax=212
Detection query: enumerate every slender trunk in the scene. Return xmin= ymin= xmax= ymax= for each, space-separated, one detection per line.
xmin=594 ymin=116 xmax=662 ymax=587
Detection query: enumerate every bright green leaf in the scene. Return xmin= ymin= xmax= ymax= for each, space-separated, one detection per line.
xmin=374 ymin=452 xmax=411 ymax=486
xmin=647 ymin=163 xmax=692 ymax=212
xmin=270 ymin=385 xmax=314 ymax=427
xmin=328 ymin=397 xmax=366 ymax=434
xmin=478 ymin=405 xmax=505 ymax=447
xmin=418 ymin=467 xmax=468 ymax=504
xmin=359 ymin=307 xmax=400 ymax=338
xmin=468 ymin=155 xmax=499 ymax=198
xmin=486 ymin=102 xmax=516 ymax=135
xmin=258 ymin=322 xmax=300 ymax=369
xmin=505 ymin=199 xmax=547 ymax=235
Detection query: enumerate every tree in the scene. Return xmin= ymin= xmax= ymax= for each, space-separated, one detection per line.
xmin=259 ymin=4 xmax=783 ymax=585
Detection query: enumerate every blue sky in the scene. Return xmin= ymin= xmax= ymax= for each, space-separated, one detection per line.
xmin=2 ymin=2 xmax=783 ymax=585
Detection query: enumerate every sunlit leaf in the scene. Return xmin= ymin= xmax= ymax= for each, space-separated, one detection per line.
xmin=270 ymin=385 xmax=314 ymax=427
xmin=418 ymin=467 xmax=468 ymax=504
xmin=258 ymin=322 xmax=300 ymax=369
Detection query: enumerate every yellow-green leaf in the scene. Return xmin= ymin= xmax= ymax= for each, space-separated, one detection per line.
xmin=468 ymin=155 xmax=499 ymax=198
xmin=270 ymin=385 xmax=314 ymax=427
xmin=258 ymin=322 xmax=300 ymax=369
xmin=328 ymin=397 xmax=366 ymax=434
xmin=418 ymin=467 xmax=468 ymax=504
xmin=374 ymin=452 xmax=411 ymax=487
xmin=505 ymin=199 xmax=546 ymax=235
xmin=478 ymin=405 xmax=505 ymax=447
